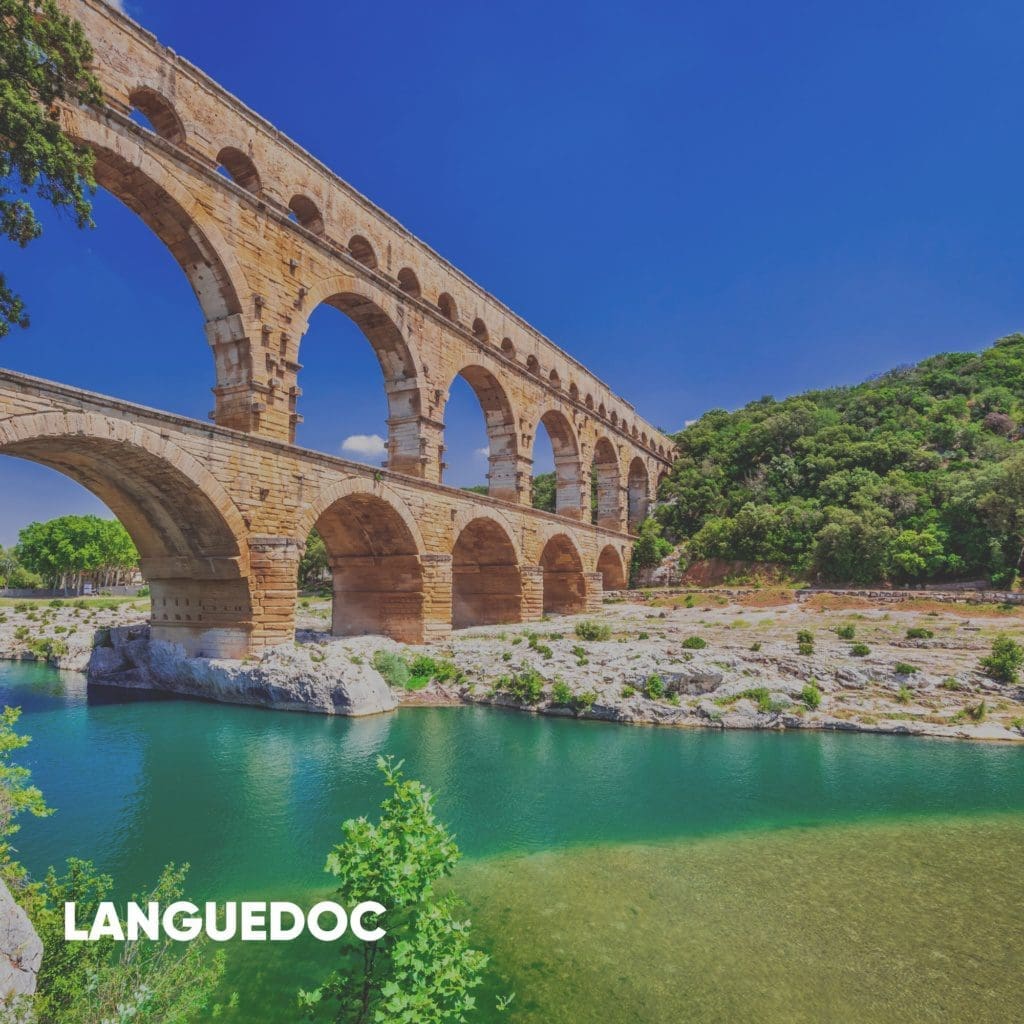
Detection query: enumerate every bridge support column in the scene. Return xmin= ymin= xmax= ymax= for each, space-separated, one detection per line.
xmin=520 ymin=565 xmax=545 ymax=622
xmin=390 ymin=414 xmax=444 ymax=482
xmin=555 ymin=451 xmax=585 ymax=519
xmin=207 ymin=314 xmax=294 ymax=439
xmin=491 ymin=451 xmax=532 ymax=504
xmin=330 ymin=553 xmax=426 ymax=643
xmin=420 ymin=553 xmax=454 ymax=642
xmin=248 ymin=536 xmax=301 ymax=652
xmin=583 ymin=572 xmax=605 ymax=613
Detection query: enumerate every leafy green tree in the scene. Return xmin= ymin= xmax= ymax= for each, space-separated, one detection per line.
xmin=656 ymin=333 xmax=1024 ymax=585
xmin=30 ymin=861 xmax=230 ymax=1024
xmin=300 ymin=756 xmax=492 ymax=1024
xmin=0 ymin=706 xmax=51 ymax=888
xmin=0 ymin=546 xmax=42 ymax=589
xmin=531 ymin=471 xmax=556 ymax=513
xmin=629 ymin=517 xmax=673 ymax=583
xmin=16 ymin=514 xmax=138 ymax=590
xmin=0 ymin=0 xmax=101 ymax=335
xmin=300 ymin=528 xmax=329 ymax=587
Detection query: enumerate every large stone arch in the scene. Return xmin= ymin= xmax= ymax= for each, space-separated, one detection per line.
xmin=443 ymin=363 xmax=521 ymax=502
xmin=298 ymin=274 xmax=425 ymax=476
xmin=62 ymin=112 xmax=255 ymax=432
xmin=302 ymin=480 xmax=426 ymax=643
xmin=538 ymin=532 xmax=587 ymax=615
xmin=0 ymin=411 xmax=252 ymax=657
xmin=531 ymin=407 xmax=584 ymax=519
xmin=451 ymin=513 xmax=522 ymax=628
xmin=596 ymin=544 xmax=627 ymax=590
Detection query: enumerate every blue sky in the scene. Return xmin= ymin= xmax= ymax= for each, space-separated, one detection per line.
xmin=2 ymin=0 xmax=1024 ymax=545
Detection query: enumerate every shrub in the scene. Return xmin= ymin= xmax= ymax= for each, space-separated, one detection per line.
xmin=621 ymin=684 xmax=637 ymax=698
xmin=501 ymin=651 xmax=512 ymax=662
xmin=895 ymin=685 xmax=912 ymax=704
xmin=836 ymin=624 xmax=856 ymax=640
xmin=906 ymin=627 xmax=934 ymax=640
xmin=796 ymin=629 xmax=814 ymax=656
xmin=742 ymin=687 xmax=773 ymax=713
xmin=800 ymin=682 xmax=822 ymax=709
xmin=940 ymin=677 xmax=962 ymax=690
xmin=575 ymin=620 xmax=612 ymax=642
xmin=551 ymin=680 xmax=573 ymax=706
xmin=850 ymin=643 xmax=870 ymax=657
xmin=573 ymin=690 xmax=598 ymax=713
xmin=894 ymin=662 xmax=918 ymax=675
xmin=979 ymin=634 xmax=1024 ymax=683
xmin=749 ymin=641 xmax=762 ymax=652
xmin=637 ymin=631 xmax=649 ymax=640
xmin=503 ymin=667 xmax=545 ymax=704
xmin=27 ymin=637 xmax=67 ymax=660
xmin=968 ymin=700 xmax=987 ymax=722
xmin=407 ymin=655 xmax=462 ymax=689
xmin=681 ymin=636 xmax=707 ymax=650
xmin=372 ymin=650 xmax=410 ymax=689
xmin=644 ymin=674 xmax=665 ymax=699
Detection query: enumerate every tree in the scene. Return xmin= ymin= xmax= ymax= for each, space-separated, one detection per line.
xmin=0 ymin=0 xmax=102 ymax=335
xmin=15 ymin=514 xmax=138 ymax=591
xmin=629 ymin=517 xmax=673 ymax=584
xmin=300 ymin=756 xmax=491 ymax=1024
xmin=531 ymin=471 xmax=556 ymax=513
xmin=299 ymin=528 xmax=329 ymax=588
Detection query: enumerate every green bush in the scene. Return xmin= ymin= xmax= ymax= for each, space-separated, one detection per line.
xmin=836 ymin=624 xmax=856 ymax=640
xmin=372 ymin=650 xmax=410 ymax=689
xmin=895 ymin=685 xmax=913 ymax=704
xmin=621 ymin=684 xmax=637 ymax=698
xmin=850 ymin=643 xmax=871 ymax=657
xmin=503 ymin=667 xmax=545 ymax=704
xmin=551 ymin=680 xmax=573 ymax=706
xmin=573 ymin=690 xmax=598 ymax=713
xmin=644 ymin=674 xmax=665 ymax=699
xmin=741 ymin=686 xmax=774 ymax=713
xmin=800 ymin=682 xmax=822 ymax=709
xmin=796 ymin=630 xmax=814 ymax=656
xmin=407 ymin=655 xmax=462 ymax=689
xmin=894 ymin=661 xmax=918 ymax=675
xmin=940 ymin=677 xmax=962 ymax=690
xmin=906 ymin=627 xmax=934 ymax=640
xmin=979 ymin=634 xmax=1024 ymax=683
xmin=575 ymin=620 xmax=612 ymax=642
xmin=968 ymin=699 xmax=988 ymax=722
xmin=681 ymin=636 xmax=707 ymax=650
xmin=749 ymin=641 xmax=762 ymax=652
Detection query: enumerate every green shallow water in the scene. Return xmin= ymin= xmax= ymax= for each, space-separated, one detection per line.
xmin=2 ymin=660 xmax=1023 ymax=1022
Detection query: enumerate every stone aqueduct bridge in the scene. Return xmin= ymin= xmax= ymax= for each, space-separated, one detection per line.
xmin=0 ymin=0 xmax=676 ymax=658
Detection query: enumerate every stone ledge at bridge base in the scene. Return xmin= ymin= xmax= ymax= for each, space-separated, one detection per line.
xmin=88 ymin=626 xmax=396 ymax=716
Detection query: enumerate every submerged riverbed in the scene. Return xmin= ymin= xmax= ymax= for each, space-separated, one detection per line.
xmin=5 ymin=660 xmax=1023 ymax=1022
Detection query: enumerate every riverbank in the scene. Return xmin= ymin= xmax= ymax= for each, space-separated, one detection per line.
xmin=3 ymin=590 xmax=1023 ymax=740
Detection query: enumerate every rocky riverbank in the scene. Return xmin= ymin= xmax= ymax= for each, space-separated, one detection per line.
xmin=3 ymin=591 xmax=1024 ymax=739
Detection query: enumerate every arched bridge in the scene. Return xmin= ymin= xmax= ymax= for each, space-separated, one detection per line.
xmin=0 ymin=0 xmax=677 ymax=658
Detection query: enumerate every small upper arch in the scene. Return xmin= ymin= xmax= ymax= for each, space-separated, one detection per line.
xmin=569 ymin=382 xmax=580 ymax=401
xmin=438 ymin=292 xmax=458 ymax=323
xmin=288 ymin=194 xmax=324 ymax=234
xmin=549 ymin=369 xmax=561 ymax=388
xmin=216 ymin=146 xmax=261 ymax=194
xmin=501 ymin=337 xmax=515 ymax=358
xmin=526 ymin=354 xmax=541 ymax=376
xmin=128 ymin=87 xmax=186 ymax=146
xmin=397 ymin=267 xmax=421 ymax=297
xmin=472 ymin=317 xmax=489 ymax=342
xmin=348 ymin=234 xmax=378 ymax=269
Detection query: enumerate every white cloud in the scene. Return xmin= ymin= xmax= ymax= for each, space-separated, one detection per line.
xmin=474 ymin=446 xmax=490 ymax=459
xmin=341 ymin=434 xmax=386 ymax=459
xmin=101 ymin=0 xmax=127 ymax=11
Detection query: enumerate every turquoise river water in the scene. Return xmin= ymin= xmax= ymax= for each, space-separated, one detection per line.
xmin=3 ymin=659 xmax=1023 ymax=1023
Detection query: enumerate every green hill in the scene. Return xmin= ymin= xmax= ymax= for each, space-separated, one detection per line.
xmin=655 ymin=333 xmax=1024 ymax=586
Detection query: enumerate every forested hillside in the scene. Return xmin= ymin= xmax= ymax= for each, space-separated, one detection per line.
xmin=655 ymin=333 xmax=1024 ymax=586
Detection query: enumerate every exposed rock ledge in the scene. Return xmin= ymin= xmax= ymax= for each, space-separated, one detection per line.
xmin=0 ymin=878 xmax=42 ymax=1006
xmin=87 ymin=626 xmax=396 ymax=717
